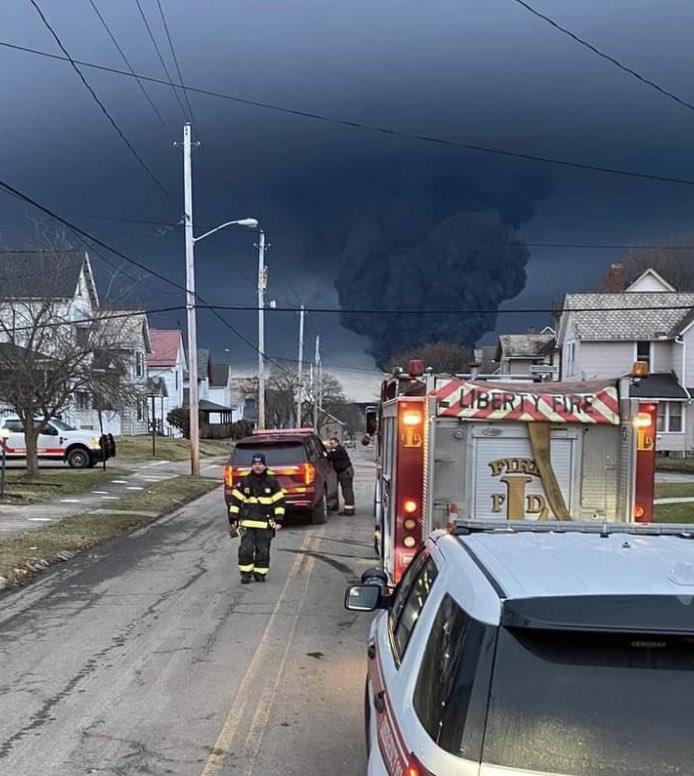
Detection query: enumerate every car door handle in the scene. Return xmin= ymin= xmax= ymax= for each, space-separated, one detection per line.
xmin=373 ymin=691 xmax=386 ymax=714
xmin=367 ymin=644 xmax=376 ymax=660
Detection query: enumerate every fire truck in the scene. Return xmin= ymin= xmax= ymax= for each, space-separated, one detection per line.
xmin=367 ymin=360 xmax=657 ymax=584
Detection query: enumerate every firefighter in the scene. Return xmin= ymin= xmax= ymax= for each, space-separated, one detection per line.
xmin=228 ymin=453 xmax=285 ymax=584
xmin=327 ymin=437 xmax=355 ymax=515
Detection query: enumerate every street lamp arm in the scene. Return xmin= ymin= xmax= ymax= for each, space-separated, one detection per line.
xmin=193 ymin=218 xmax=259 ymax=243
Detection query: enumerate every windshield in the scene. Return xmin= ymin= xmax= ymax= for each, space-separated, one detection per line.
xmin=232 ymin=443 xmax=307 ymax=466
xmin=50 ymin=419 xmax=76 ymax=431
xmin=484 ymin=627 xmax=694 ymax=775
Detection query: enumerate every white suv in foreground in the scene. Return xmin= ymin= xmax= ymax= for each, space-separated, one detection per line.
xmin=0 ymin=417 xmax=116 ymax=468
xmin=346 ymin=520 xmax=694 ymax=776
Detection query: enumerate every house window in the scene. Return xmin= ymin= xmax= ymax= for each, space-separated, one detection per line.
xmin=175 ymin=370 xmax=179 ymax=390
xmin=137 ymin=401 xmax=143 ymax=421
xmin=135 ymin=351 xmax=144 ymax=378
xmin=636 ymin=341 xmax=652 ymax=369
xmin=75 ymin=392 xmax=90 ymax=411
xmin=565 ymin=342 xmax=576 ymax=377
xmin=657 ymin=402 xmax=683 ymax=433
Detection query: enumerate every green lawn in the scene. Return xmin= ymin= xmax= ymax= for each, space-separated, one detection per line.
xmin=114 ymin=436 xmax=232 ymax=461
xmin=654 ymin=483 xmax=694 ymax=499
xmin=655 ymin=456 xmax=694 ymax=473
xmin=0 ymin=475 xmax=219 ymax=590
xmin=655 ymin=503 xmax=694 ymax=523
xmin=0 ymin=467 xmax=131 ymax=504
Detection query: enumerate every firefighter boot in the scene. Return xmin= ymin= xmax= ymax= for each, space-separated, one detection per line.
xmin=253 ymin=572 xmax=267 ymax=583
xmin=240 ymin=572 xmax=253 ymax=584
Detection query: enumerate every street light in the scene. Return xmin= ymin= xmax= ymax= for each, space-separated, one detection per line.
xmin=182 ymin=123 xmax=259 ymax=476
xmin=185 ymin=216 xmax=257 ymax=477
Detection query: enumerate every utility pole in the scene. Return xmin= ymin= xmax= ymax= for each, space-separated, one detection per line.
xmin=296 ymin=304 xmax=305 ymax=426
xmin=313 ymin=335 xmax=320 ymax=431
xmin=183 ymin=122 xmax=200 ymax=476
xmin=257 ymin=229 xmax=267 ymax=429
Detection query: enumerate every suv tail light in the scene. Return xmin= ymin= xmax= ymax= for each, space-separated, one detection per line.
xmin=407 ymin=754 xmax=435 ymax=776
xmin=302 ymin=462 xmax=316 ymax=485
xmin=223 ymin=464 xmax=234 ymax=487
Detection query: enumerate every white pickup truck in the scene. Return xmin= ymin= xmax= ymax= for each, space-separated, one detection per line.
xmin=0 ymin=417 xmax=116 ymax=468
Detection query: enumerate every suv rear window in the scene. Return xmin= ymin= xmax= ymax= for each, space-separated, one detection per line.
xmin=484 ymin=627 xmax=694 ymax=775
xmin=232 ymin=443 xmax=307 ymax=467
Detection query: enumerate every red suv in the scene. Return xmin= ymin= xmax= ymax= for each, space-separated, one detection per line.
xmin=224 ymin=429 xmax=339 ymax=524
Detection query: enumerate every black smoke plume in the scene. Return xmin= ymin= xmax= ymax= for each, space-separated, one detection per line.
xmin=330 ymin=164 xmax=552 ymax=367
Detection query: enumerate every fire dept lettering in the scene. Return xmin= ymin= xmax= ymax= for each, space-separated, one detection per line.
xmin=436 ymin=380 xmax=620 ymax=424
xmin=489 ymin=457 xmax=550 ymax=520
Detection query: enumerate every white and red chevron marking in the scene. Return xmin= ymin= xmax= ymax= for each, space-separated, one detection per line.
xmin=436 ymin=380 xmax=620 ymax=425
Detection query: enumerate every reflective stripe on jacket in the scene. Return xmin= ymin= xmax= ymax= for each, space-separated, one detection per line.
xmin=229 ymin=470 xmax=285 ymax=528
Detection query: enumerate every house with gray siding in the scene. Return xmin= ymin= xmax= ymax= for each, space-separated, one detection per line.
xmin=557 ymin=268 xmax=694 ymax=455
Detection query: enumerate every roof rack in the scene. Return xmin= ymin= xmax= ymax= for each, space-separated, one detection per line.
xmin=451 ymin=519 xmax=694 ymax=538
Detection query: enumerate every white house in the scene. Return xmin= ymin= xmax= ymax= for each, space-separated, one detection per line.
xmin=0 ymin=250 xmax=151 ymax=435
xmin=208 ymin=363 xmax=234 ymax=424
xmin=148 ymin=329 xmax=187 ymax=436
xmin=557 ymin=267 xmax=694 ymax=455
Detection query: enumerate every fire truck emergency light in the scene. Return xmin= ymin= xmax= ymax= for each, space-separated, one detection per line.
xmin=632 ymin=361 xmax=649 ymax=378
xmin=402 ymin=410 xmax=422 ymax=426
xmin=632 ymin=412 xmax=653 ymax=430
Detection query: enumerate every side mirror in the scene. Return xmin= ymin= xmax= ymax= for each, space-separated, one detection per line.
xmin=365 ymin=407 xmax=378 ymax=436
xmin=344 ymin=584 xmax=390 ymax=612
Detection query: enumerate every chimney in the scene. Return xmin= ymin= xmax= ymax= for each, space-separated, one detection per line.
xmin=607 ymin=262 xmax=625 ymax=293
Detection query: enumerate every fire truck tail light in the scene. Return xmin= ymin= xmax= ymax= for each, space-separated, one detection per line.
xmin=403 ymin=517 xmax=417 ymax=530
xmin=223 ymin=464 xmax=234 ymax=486
xmin=403 ymin=499 xmax=417 ymax=514
xmin=403 ymin=536 xmax=416 ymax=548
xmin=634 ymin=503 xmax=646 ymax=519
xmin=632 ymin=412 xmax=653 ymax=430
xmin=402 ymin=410 xmax=422 ymax=426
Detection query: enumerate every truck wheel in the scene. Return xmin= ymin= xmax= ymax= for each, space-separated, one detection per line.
xmin=311 ymin=493 xmax=328 ymax=525
xmin=66 ymin=447 xmax=90 ymax=469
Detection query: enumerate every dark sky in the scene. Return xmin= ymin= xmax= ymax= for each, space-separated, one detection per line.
xmin=3 ymin=0 xmax=694 ymax=396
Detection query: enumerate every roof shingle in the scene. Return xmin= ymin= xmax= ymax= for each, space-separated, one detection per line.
xmin=563 ymin=292 xmax=694 ymax=340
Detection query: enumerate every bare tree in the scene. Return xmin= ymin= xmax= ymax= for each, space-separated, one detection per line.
xmin=597 ymin=235 xmax=694 ymax=291
xmin=0 ymin=242 xmax=145 ymax=478
xmin=388 ymin=341 xmax=473 ymax=373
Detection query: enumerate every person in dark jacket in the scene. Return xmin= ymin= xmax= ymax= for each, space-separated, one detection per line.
xmin=228 ymin=453 xmax=285 ymax=583
xmin=327 ymin=437 xmax=355 ymax=515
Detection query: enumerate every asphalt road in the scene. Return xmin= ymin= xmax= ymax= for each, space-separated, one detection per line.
xmin=0 ymin=447 xmax=377 ymax=775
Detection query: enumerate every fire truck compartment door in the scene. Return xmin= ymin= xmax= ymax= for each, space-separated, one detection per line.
xmin=470 ymin=424 xmax=580 ymax=521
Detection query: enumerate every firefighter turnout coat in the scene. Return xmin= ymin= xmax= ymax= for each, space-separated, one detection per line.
xmin=229 ymin=470 xmax=285 ymax=529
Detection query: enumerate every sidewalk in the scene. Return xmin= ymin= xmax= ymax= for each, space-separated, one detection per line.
xmin=0 ymin=457 xmax=224 ymax=540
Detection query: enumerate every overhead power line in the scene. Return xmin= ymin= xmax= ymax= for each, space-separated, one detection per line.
xmin=4 ymin=38 xmax=694 ymax=188
xmin=154 ymin=0 xmax=197 ymax=128
xmin=206 ymin=302 xmax=694 ymax=315
xmin=86 ymin=0 xmax=168 ymax=130
xmin=0 ymin=177 xmax=295 ymax=377
xmin=133 ymin=0 xmax=187 ymax=120
xmin=510 ymin=0 xmax=694 ymax=115
xmin=26 ymin=0 xmax=174 ymax=203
